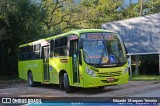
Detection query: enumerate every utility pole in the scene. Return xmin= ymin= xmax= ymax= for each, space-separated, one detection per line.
xmin=130 ymin=0 xmax=132 ymax=17
xmin=139 ymin=0 xmax=143 ymax=16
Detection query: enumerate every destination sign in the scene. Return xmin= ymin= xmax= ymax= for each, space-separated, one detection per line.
xmin=86 ymin=34 xmax=103 ymax=39
xmin=104 ymin=34 xmax=116 ymax=40
xmin=85 ymin=33 xmax=116 ymax=40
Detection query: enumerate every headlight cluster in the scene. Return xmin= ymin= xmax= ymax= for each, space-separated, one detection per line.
xmin=86 ymin=67 xmax=96 ymax=77
xmin=123 ymin=67 xmax=128 ymax=74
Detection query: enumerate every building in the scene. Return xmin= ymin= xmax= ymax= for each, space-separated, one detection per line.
xmin=102 ymin=13 xmax=160 ymax=76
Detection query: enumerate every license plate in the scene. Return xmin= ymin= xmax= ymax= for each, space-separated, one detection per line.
xmin=107 ymin=78 xmax=114 ymax=82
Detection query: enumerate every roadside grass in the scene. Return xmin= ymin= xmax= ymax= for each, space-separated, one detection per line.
xmin=130 ymin=75 xmax=160 ymax=81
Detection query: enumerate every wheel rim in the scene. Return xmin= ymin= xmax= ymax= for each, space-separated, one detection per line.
xmin=29 ymin=77 xmax=32 ymax=85
xmin=28 ymin=73 xmax=32 ymax=85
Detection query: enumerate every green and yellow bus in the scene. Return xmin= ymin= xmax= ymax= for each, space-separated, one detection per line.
xmin=18 ymin=29 xmax=128 ymax=93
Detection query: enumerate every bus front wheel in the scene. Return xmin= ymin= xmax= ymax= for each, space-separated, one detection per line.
xmin=99 ymin=86 xmax=105 ymax=89
xmin=64 ymin=73 xmax=72 ymax=93
xmin=59 ymin=74 xmax=64 ymax=89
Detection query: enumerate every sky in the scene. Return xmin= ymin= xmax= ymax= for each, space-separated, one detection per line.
xmin=124 ymin=0 xmax=139 ymax=4
xmin=74 ymin=0 xmax=139 ymax=5
xmin=123 ymin=0 xmax=139 ymax=7
xmin=125 ymin=0 xmax=138 ymax=3
xmin=33 ymin=0 xmax=139 ymax=7
xmin=74 ymin=0 xmax=139 ymax=7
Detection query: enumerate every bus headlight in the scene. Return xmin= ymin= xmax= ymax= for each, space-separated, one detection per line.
xmin=86 ymin=67 xmax=96 ymax=77
xmin=123 ymin=67 xmax=128 ymax=74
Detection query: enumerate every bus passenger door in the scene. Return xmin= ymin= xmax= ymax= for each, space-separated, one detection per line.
xmin=42 ymin=46 xmax=50 ymax=81
xmin=70 ymin=40 xmax=80 ymax=84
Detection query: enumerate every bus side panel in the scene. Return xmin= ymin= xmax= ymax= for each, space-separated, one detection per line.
xmin=31 ymin=59 xmax=43 ymax=82
xmin=48 ymin=56 xmax=81 ymax=86
xmin=18 ymin=59 xmax=43 ymax=82
xmin=18 ymin=61 xmax=28 ymax=80
xmin=49 ymin=57 xmax=71 ymax=84
xmin=49 ymin=58 xmax=59 ymax=84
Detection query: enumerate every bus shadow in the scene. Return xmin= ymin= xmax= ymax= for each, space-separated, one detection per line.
xmin=34 ymin=84 xmax=121 ymax=95
xmin=73 ymin=86 xmax=121 ymax=95
xmin=40 ymin=84 xmax=64 ymax=91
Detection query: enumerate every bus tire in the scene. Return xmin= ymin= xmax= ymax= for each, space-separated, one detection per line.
xmin=99 ymin=86 xmax=105 ymax=89
xmin=59 ymin=74 xmax=64 ymax=89
xmin=28 ymin=72 xmax=40 ymax=87
xmin=64 ymin=73 xmax=72 ymax=93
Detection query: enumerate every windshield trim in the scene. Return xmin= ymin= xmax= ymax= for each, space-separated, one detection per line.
xmin=85 ymin=62 xmax=127 ymax=68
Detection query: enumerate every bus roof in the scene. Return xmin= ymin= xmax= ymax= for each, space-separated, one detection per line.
xmin=69 ymin=29 xmax=115 ymax=34
xmin=19 ymin=29 xmax=115 ymax=48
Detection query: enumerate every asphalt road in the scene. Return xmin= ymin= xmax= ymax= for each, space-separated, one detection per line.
xmin=0 ymin=80 xmax=159 ymax=97
xmin=132 ymin=90 xmax=160 ymax=97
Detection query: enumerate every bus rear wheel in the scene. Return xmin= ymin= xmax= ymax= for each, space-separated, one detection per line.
xmin=28 ymin=72 xmax=40 ymax=87
xmin=64 ymin=73 xmax=72 ymax=93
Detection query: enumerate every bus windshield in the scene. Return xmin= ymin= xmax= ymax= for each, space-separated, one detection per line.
xmin=80 ymin=32 xmax=127 ymax=66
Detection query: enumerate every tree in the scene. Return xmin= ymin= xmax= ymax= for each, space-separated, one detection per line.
xmin=0 ymin=0 xmax=17 ymax=40
xmin=145 ymin=0 xmax=160 ymax=14
xmin=121 ymin=0 xmax=160 ymax=19
xmin=77 ymin=0 xmax=124 ymax=28
xmin=13 ymin=0 xmax=45 ymax=43
xmin=0 ymin=0 xmax=44 ymax=76
xmin=40 ymin=0 xmax=81 ymax=35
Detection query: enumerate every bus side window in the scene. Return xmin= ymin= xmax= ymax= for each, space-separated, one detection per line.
xmin=34 ymin=44 xmax=41 ymax=59
xmin=54 ymin=37 xmax=68 ymax=57
xmin=26 ymin=45 xmax=34 ymax=60
xmin=19 ymin=47 xmax=26 ymax=61
xmin=19 ymin=48 xmax=22 ymax=61
xmin=59 ymin=47 xmax=68 ymax=56
xmin=50 ymin=40 xmax=54 ymax=57
xmin=54 ymin=48 xmax=59 ymax=57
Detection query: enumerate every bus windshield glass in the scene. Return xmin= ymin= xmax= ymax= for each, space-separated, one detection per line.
xmin=80 ymin=32 xmax=127 ymax=66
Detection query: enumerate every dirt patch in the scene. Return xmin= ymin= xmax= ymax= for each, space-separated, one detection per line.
xmin=0 ymin=79 xmax=27 ymax=89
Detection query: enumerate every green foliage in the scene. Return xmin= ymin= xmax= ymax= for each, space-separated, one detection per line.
xmin=40 ymin=0 xmax=80 ymax=35
xmin=13 ymin=0 xmax=45 ymax=43
xmin=0 ymin=0 xmax=45 ymax=44
xmin=0 ymin=0 xmax=17 ymax=39
xmin=77 ymin=0 xmax=124 ymax=28
xmin=144 ymin=0 xmax=160 ymax=14
xmin=0 ymin=0 xmax=45 ymax=76
xmin=121 ymin=0 xmax=160 ymax=18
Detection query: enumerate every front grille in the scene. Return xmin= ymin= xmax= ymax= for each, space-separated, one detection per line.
xmin=101 ymin=79 xmax=119 ymax=83
xmin=97 ymin=71 xmax=121 ymax=77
